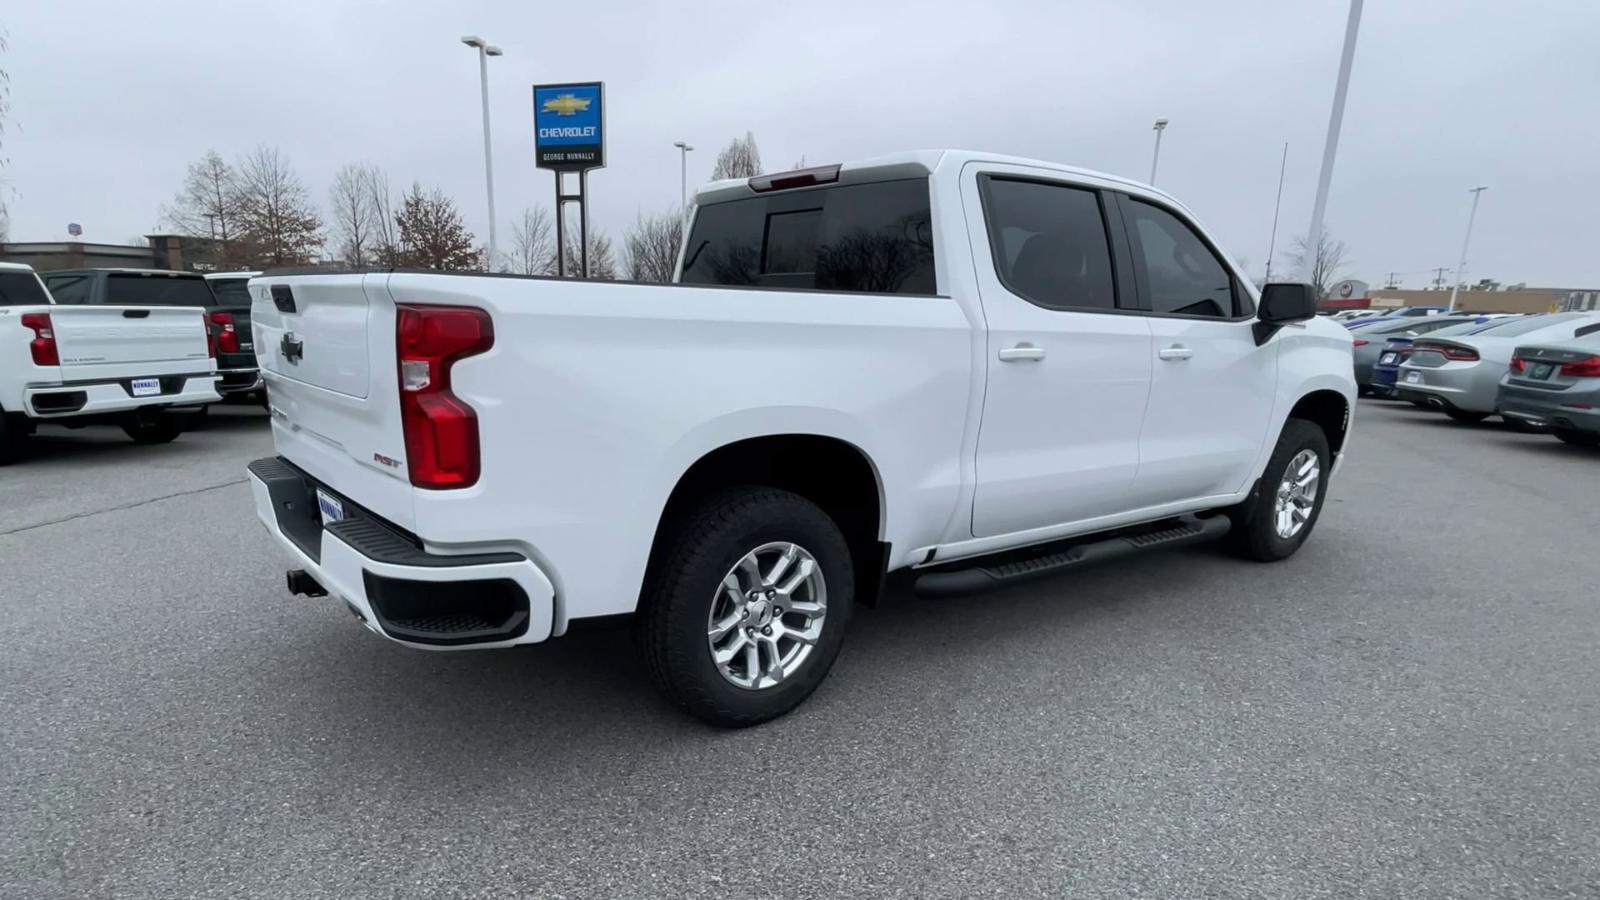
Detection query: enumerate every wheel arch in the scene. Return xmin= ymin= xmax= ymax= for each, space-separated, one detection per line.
xmin=648 ymin=433 xmax=890 ymax=607
xmin=1287 ymin=389 xmax=1351 ymax=455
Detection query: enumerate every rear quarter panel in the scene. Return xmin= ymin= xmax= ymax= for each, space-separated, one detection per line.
xmin=0 ymin=306 xmax=61 ymax=411
xmin=383 ymin=274 xmax=974 ymax=622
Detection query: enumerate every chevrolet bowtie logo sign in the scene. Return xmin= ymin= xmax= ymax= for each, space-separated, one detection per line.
xmin=542 ymin=94 xmax=591 ymax=116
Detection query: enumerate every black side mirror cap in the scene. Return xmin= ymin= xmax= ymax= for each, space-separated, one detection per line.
xmin=1254 ymin=282 xmax=1318 ymax=345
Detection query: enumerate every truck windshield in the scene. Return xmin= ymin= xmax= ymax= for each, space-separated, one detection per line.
xmin=106 ymin=274 xmax=216 ymax=307
xmin=0 ymin=272 xmax=52 ymax=306
xmin=680 ymin=177 xmax=936 ymax=295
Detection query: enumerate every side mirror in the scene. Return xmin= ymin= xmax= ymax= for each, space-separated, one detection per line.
xmin=1254 ymin=282 xmax=1318 ymax=345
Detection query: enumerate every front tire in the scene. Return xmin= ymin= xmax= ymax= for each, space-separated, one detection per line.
xmin=639 ymin=487 xmax=853 ymax=728
xmin=1224 ymin=418 xmax=1331 ymax=562
xmin=121 ymin=413 xmax=183 ymax=445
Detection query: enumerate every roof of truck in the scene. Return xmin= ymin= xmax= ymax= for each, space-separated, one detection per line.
xmin=41 ymin=268 xmax=202 ymax=277
xmin=694 ymin=149 xmax=1182 ymax=209
xmin=0 ymin=261 xmax=36 ymax=272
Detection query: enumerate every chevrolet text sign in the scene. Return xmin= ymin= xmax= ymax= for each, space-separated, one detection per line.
xmin=534 ymin=82 xmax=605 ymax=171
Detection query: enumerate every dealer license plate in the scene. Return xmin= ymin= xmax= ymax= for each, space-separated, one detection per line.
xmin=131 ymin=378 xmax=161 ymax=397
xmin=316 ymin=489 xmax=346 ymax=525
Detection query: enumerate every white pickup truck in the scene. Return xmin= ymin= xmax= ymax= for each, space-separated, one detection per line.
xmin=246 ymin=151 xmax=1356 ymax=725
xmin=1 ymin=262 xmax=221 ymax=463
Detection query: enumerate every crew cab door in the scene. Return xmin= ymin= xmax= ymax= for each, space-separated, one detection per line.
xmin=963 ymin=166 xmax=1153 ymax=537
xmin=1112 ymin=194 xmax=1276 ymax=505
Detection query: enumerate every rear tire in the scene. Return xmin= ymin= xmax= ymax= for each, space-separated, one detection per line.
xmin=638 ymin=487 xmax=854 ymax=728
xmin=0 ymin=414 xmax=30 ymax=465
xmin=1553 ymin=428 xmax=1600 ymax=448
xmin=1446 ymin=409 xmax=1489 ymax=424
xmin=121 ymin=413 xmax=183 ymax=445
xmin=1223 ymin=418 xmax=1331 ymax=562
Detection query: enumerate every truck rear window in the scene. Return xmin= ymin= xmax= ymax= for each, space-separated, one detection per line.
xmin=106 ymin=274 xmax=216 ymax=307
xmin=680 ymin=178 xmax=936 ymax=295
xmin=0 ymin=272 xmax=52 ymax=306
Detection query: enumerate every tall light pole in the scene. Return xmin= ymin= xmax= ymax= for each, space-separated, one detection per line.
xmin=461 ymin=35 xmax=502 ymax=269
xmin=1302 ymin=0 xmax=1364 ymax=283
xmin=1149 ymin=118 xmax=1169 ymax=185
xmin=673 ymin=141 xmax=694 ymax=223
xmin=1264 ymin=142 xmax=1289 ymax=283
xmin=1446 ymin=186 xmax=1488 ymax=313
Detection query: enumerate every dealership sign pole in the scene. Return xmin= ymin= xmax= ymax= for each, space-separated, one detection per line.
xmin=533 ymin=82 xmax=605 ymax=278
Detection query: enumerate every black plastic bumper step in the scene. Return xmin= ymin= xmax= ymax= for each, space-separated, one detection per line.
xmin=914 ymin=515 xmax=1231 ymax=598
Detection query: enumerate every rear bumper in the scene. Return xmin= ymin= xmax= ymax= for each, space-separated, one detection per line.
xmin=24 ymin=374 xmax=220 ymax=419
xmin=1392 ymin=364 xmax=1497 ymax=413
xmin=216 ymin=368 xmax=263 ymax=395
xmin=246 ymin=456 xmax=555 ymax=649
xmin=1496 ymin=384 xmax=1600 ymax=435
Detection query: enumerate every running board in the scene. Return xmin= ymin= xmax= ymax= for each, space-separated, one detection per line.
xmin=914 ymin=515 xmax=1231 ymax=598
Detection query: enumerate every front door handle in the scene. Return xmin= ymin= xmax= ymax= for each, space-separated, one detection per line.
xmin=998 ymin=344 xmax=1046 ymax=362
xmin=1158 ymin=345 xmax=1194 ymax=361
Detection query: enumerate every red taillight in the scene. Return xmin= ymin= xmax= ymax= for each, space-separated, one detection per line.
xmin=210 ymin=310 xmax=240 ymax=353
xmin=21 ymin=312 xmax=59 ymax=366
xmin=396 ymin=305 xmax=494 ymax=489
xmin=1510 ymin=356 xmax=1526 ymax=374
xmin=1352 ymin=339 xmax=1369 ymax=347
xmin=1559 ymin=355 xmax=1600 ymax=378
xmin=1417 ymin=341 xmax=1479 ymax=362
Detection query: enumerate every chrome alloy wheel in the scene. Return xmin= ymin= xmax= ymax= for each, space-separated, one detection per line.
xmin=706 ymin=542 xmax=827 ymax=690
xmin=1273 ymin=448 xmax=1321 ymax=539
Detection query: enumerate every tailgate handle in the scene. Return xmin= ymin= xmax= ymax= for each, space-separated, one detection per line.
xmin=121 ymin=309 xmax=151 ymax=318
xmin=271 ymin=285 xmax=297 ymax=313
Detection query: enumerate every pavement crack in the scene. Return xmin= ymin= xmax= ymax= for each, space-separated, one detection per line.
xmin=0 ymin=477 xmax=250 ymax=537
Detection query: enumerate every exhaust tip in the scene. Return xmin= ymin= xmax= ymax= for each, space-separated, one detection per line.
xmin=286 ymin=569 xmax=329 ymax=598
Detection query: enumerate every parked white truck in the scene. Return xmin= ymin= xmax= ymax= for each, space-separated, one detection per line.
xmin=246 ymin=151 xmax=1356 ymax=725
xmin=1 ymin=262 xmax=221 ymax=463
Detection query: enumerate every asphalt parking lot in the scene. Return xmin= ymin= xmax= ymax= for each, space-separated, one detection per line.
xmin=4 ymin=402 xmax=1599 ymax=899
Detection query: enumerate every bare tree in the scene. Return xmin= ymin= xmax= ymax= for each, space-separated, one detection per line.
xmin=359 ymin=166 xmax=398 ymax=261
xmin=232 ymin=146 xmax=323 ymax=266
xmin=328 ymin=163 xmax=381 ymax=266
xmin=160 ymin=150 xmax=241 ymax=243
xmin=711 ymin=132 xmax=762 ymax=180
xmin=1283 ymin=231 xmax=1351 ymax=300
xmin=557 ymin=222 xmax=619 ymax=279
xmin=623 ymin=209 xmax=684 ymax=283
xmin=386 ymin=182 xmax=481 ymax=271
xmin=509 ymin=206 xmax=555 ymax=275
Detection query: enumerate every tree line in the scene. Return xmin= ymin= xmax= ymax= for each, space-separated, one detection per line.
xmin=160 ymin=131 xmax=772 ymax=282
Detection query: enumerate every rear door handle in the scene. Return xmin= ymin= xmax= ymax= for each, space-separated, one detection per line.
xmin=1158 ymin=345 xmax=1194 ymax=361
xmin=998 ymin=344 xmax=1046 ymax=362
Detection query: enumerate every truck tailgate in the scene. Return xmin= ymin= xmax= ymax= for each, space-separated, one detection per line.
xmin=251 ymin=273 xmax=415 ymax=532
xmin=52 ymin=306 xmax=213 ymax=378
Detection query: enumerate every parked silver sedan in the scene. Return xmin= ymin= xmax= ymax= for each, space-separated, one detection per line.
xmin=1395 ymin=312 xmax=1600 ymax=423
xmin=1496 ymin=332 xmax=1600 ymax=445
xmin=1349 ymin=315 xmax=1487 ymax=394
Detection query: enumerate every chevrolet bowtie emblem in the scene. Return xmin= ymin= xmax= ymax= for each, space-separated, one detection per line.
xmin=542 ymin=94 xmax=591 ymax=116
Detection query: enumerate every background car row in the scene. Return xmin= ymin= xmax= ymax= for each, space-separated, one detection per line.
xmin=1341 ymin=309 xmax=1600 ymax=449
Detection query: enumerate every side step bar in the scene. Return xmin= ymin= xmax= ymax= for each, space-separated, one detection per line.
xmin=915 ymin=515 xmax=1231 ymax=598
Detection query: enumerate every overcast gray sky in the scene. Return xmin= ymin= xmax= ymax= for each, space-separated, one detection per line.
xmin=3 ymin=0 xmax=1598 ymax=287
